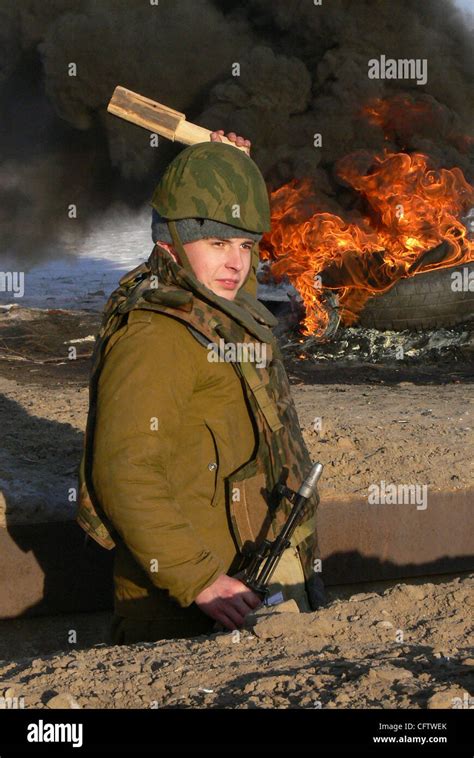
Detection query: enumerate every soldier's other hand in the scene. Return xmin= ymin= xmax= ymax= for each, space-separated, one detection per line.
xmin=194 ymin=573 xmax=262 ymax=630
xmin=210 ymin=130 xmax=251 ymax=155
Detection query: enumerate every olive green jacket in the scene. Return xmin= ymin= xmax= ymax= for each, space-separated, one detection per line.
xmin=77 ymin=242 xmax=325 ymax=619
xmin=91 ymin=306 xmax=256 ymax=616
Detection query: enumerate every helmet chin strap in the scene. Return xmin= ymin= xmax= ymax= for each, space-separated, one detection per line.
xmin=167 ymin=220 xmax=194 ymax=273
xmin=244 ymin=241 xmax=259 ymax=297
xmin=167 ymin=219 xmax=259 ymax=295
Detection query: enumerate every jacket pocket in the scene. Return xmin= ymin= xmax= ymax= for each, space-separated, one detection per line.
xmin=204 ymin=423 xmax=220 ymax=507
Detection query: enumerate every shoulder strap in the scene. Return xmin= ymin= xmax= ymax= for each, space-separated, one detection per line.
xmin=237 ymin=359 xmax=283 ymax=432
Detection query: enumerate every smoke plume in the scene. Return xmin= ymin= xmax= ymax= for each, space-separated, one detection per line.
xmin=0 ymin=0 xmax=472 ymax=266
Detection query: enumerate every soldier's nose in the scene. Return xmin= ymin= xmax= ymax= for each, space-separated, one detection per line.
xmin=226 ymin=250 xmax=244 ymax=270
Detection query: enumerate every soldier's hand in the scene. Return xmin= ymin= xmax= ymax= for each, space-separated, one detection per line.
xmin=194 ymin=573 xmax=262 ymax=630
xmin=210 ymin=130 xmax=251 ymax=155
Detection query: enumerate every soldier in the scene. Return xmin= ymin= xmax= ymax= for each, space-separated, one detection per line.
xmin=77 ymin=132 xmax=326 ymax=645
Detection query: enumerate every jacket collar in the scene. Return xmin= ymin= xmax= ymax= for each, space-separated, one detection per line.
xmin=146 ymin=243 xmax=278 ymax=344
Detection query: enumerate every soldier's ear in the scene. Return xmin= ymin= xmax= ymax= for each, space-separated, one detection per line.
xmin=157 ymin=242 xmax=178 ymax=263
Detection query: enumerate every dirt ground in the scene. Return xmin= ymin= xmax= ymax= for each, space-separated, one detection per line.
xmin=0 ymin=574 xmax=472 ymax=709
xmin=0 ymin=306 xmax=472 ymax=526
xmin=1 ymin=364 xmax=472 ymax=526
xmin=0 ymin=306 xmax=472 ymax=709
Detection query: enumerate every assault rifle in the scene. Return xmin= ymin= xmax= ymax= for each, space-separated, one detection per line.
xmin=240 ymin=461 xmax=323 ymax=604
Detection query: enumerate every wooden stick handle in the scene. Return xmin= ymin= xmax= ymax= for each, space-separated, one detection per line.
xmin=107 ymin=86 xmax=249 ymax=152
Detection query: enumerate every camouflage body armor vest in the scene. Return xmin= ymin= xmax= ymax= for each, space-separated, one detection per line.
xmin=77 ymin=246 xmax=325 ymax=609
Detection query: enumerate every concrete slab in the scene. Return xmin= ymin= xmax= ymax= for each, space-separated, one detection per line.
xmin=318 ymin=486 xmax=474 ymax=583
xmin=0 ymin=521 xmax=113 ymax=619
xmin=0 ymin=487 xmax=472 ymax=619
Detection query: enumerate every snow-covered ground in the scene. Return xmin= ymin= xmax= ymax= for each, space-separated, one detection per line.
xmin=0 ymin=209 xmax=153 ymax=312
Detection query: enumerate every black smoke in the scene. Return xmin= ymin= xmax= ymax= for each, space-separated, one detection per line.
xmin=0 ymin=0 xmax=472 ymax=265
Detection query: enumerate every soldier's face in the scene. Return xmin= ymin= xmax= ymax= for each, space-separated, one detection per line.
xmin=163 ymin=238 xmax=253 ymax=300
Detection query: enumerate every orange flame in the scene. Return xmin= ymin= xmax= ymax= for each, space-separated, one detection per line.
xmin=261 ymin=101 xmax=474 ymax=337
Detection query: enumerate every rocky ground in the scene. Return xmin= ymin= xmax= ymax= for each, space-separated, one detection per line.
xmin=0 ymin=574 xmax=472 ymax=709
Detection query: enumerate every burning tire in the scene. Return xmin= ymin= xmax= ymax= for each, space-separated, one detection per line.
xmin=358 ymin=263 xmax=474 ymax=331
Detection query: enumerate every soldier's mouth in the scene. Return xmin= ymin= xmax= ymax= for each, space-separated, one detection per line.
xmin=216 ymin=279 xmax=240 ymax=290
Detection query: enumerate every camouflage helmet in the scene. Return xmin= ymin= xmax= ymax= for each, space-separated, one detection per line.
xmin=150 ymin=142 xmax=271 ymax=299
xmin=150 ymin=142 xmax=271 ymax=233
